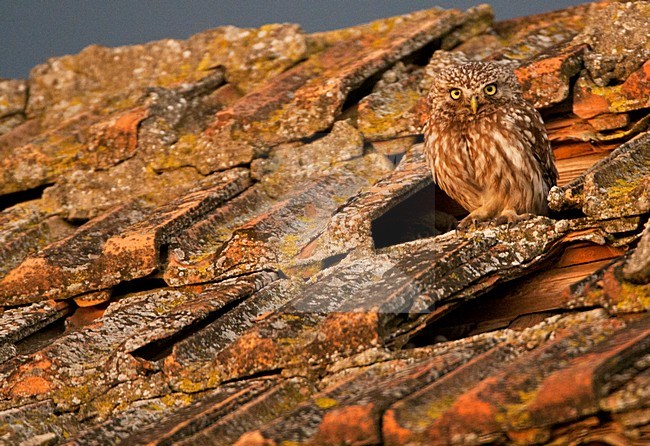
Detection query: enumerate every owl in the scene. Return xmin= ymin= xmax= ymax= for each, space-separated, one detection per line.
xmin=423 ymin=61 xmax=558 ymax=229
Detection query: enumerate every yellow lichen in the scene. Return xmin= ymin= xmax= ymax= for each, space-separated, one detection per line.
xmin=422 ymin=395 xmax=458 ymax=424
xmin=314 ymin=396 xmax=338 ymax=409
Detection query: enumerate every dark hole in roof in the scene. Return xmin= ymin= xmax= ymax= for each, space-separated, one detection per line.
xmin=0 ymin=183 xmax=52 ymax=213
xmin=371 ymin=183 xmax=463 ymax=249
xmin=131 ymin=287 xmax=251 ymax=362
xmin=110 ymin=276 xmax=169 ymax=300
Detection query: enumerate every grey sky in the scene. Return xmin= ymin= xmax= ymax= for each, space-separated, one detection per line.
xmin=1 ymin=1 xmax=589 ymax=79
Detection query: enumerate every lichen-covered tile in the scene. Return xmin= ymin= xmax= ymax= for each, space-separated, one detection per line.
xmin=175 ymin=7 xmax=473 ymax=174
xmin=577 ymin=1 xmax=650 ymax=87
xmin=164 ymin=121 xmax=367 ymax=282
xmin=573 ymin=60 xmax=650 ymax=120
xmin=129 ymin=378 xmax=313 ymax=446
xmin=42 ymin=159 xmax=212 ymax=221
xmin=54 ymin=378 xmax=272 ymax=446
xmin=549 ymin=131 xmax=650 ymax=219
xmin=358 ymin=21 xmax=578 ymax=143
xmin=303 ymin=144 xmax=432 ymax=259
xmin=0 ymin=203 xmax=148 ymax=306
xmin=181 ymin=217 xmax=566 ymax=397
xmin=0 ymin=300 xmax=70 ymax=363
xmin=251 ymin=120 xmax=365 ymax=197
xmin=492 ymin=2 xmax=600 ymax=45
xmin=0 ymin=79 xmax=27 ymax=136
xmin=515 ymin=43 xmax=586 ymax=109
xmin=0 ymin=400 xmax=83 ymax=445
xmin=72 ymin=289 xmax=112 ymax=308
xmin=166 ymin=171 xmax=374 ymax=285
xmin=357 ymin=53 xmax=470 ymax=141
xmin=488 ymin=24 xmax=578 ymax=64
xmin=0 ymin=168 xmax=249 ymax=304
xmin=624 ymin=220 xmax=650 ymax=284
xmin=601 ymin=366 xmax=650 ymax=415
xmin=0 ymin=273 xmax=273 ymax=415
xmin=566 ymin=247 xmax=650 ymax=315
xmin=382 ymin=311 xmax=637 ymax=445
xmin=164 ymin=279 xmax=301 ymax=371
xmin=0 ymin=113 xmax=96 ymax=195
xmin=165 ymin=143 xmax=391 ymax=286
xmin=0 ymin=79 xmax=27 ymax=118
xmin=27 ymin=25 xmax=306 ymax=124
xmin=0 ymin=106 xmax=149 ymax=196
xmin=0 ymin=200 xmax=76 ymax=280
xmin=235 ymin=333 xmax=504 ymax=445
xmin=588 ymin=113 xmax=630 ymax=132
xmin=192 ymin=24 xmax=307 ymax=94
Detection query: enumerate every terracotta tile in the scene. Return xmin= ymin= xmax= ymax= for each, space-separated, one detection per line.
xmin=181 ymin=8 xmax=474 ymax=174
xmin=574 ymin=60 xmax=650 ymax=119
xmin=0 ymin=169 xmax=249 ymax=304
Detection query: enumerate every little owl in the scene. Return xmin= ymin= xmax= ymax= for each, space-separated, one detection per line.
xmin=423 ymin=61 xmax=558 ymax=228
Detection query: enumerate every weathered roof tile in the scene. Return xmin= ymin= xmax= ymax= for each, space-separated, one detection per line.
xmin=573 ymin=60 xmax=650 ymax=119
xmin=179 ymin=8 xmax=476 ymax=174
xmin=382 ymin=312 xmax=635 ymax=445
xmin=549 ymin=130 xmax=650 ymax=218
xmin=0 ymin=169 xmax=249 ymax=304
xmin=578 ymin=1 xmax=650 ymax=86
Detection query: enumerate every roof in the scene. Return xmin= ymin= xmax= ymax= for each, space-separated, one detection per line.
xmin=0 ymin=1 xmax=649 ymax=445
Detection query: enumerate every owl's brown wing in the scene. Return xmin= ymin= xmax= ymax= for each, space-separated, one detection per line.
xmin=520 ymin=103 xmax=558 ymax=189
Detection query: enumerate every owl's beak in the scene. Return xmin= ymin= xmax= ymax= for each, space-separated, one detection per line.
xmin=470 ymin=95 xmax=479 ymax=114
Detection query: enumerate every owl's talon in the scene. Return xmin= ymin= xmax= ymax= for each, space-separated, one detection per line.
xmin=458 ymin=213 xmax=489 ymax=231
xmin=496 ymin=211 xmax=535 ymax=227
xmin=456 ymin=219 xmax=471 ymax=231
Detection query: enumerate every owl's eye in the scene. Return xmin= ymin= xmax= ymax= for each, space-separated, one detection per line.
xmin=450 ymin=89 xmax=462 ymax=100
xmin=484 ymin=83 xmax=497 ymax=95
